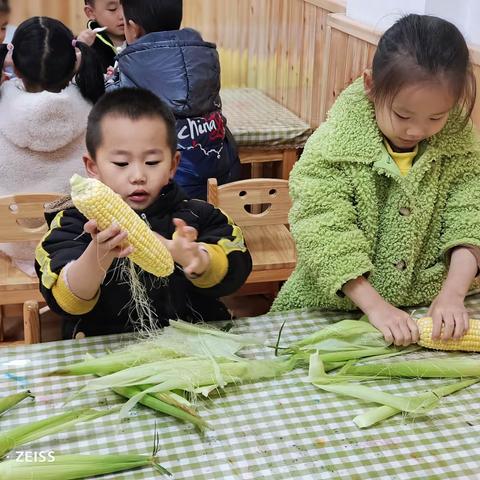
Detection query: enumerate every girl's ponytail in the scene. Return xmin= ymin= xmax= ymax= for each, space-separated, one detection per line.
xmin=74 ymin=41 xmax=105 ymax=104
xmin=0 ymin=44 xmax=7 ymax=76
xmin=8 ymin=17 xmax=105 ymax=104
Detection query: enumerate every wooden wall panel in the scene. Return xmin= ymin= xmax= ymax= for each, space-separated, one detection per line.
xmin=183 ymin=0 xmax=346 ymax=127
xmin=10 ymin=0 xmax=84 ymax=34
xmin=319 ymin=15 xmax=379 ymax=121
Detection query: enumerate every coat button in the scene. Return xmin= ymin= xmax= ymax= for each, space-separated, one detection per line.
xmin=399 ymin=207 xmax=411 ymax=216
xmin=395 ymin=260 xmax=407 ymax=271
xmin=75 ymin=332 xmax=86 ymax=339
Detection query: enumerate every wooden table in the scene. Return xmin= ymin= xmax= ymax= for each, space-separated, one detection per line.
xmin=222 ymin=88 xmax=312 ymax=180
xmin=2 ymin=296 xmax=480 ymax=479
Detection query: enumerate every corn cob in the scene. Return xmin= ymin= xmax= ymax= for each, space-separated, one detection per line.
xmin=417 ymin=316 xmax=480 ymax=352
xmin=70 ymin=174 xmax=174 ymax=277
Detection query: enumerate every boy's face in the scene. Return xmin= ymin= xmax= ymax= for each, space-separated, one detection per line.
xmin=84 ymin=115 xmax=180 ymax=211
xmin=84 ymin=0 xmax=125 ymax=38
xmin=0 ymin=13 xmax=9 ymax=44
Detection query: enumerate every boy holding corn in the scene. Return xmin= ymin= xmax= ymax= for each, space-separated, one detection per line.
xmin=35 ymin=88 xmax=252 ymax=339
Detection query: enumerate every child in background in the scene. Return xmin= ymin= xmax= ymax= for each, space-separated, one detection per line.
xmin=272 ymin=14 xmax=480 ymax=347
xmin=0 ymin=0 xmax=9 ymax=44
xmin=35 ymin=88 xmax=252 ymax=339
xmin=77 ymin=0 xmax=125 ymax=72
xmin=0 ymin=16 xmax=105 ymax=275
xmin=108 ymin=0 xmax=240 ymax=200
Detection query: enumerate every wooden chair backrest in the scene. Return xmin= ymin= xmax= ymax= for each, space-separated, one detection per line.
xmin=207 ymin=178 xmax=291 ymax=227
xmin=0 ymin=193 xmax=61 ymax=243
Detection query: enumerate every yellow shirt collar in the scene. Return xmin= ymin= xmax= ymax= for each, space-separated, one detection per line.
xmin=384 ymin=140 xmax=419 ymax=177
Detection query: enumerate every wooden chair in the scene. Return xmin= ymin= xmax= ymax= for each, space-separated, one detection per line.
xmin=0 ymin=193 xmax=61 ymax=346
xmin=207 ymin=178 xmax=296 ymax=297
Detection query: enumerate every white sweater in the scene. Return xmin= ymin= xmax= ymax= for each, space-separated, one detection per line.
xmin=0 ymin=79 xmax=91 ymax=195
xmin=0 ymin=80 xmax=92 ymax=274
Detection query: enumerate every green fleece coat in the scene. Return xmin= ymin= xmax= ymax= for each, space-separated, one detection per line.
xmin=272 ymin=78 xmax=480 ymax=312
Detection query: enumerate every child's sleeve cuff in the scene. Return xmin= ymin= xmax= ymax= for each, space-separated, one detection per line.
xmin=189 ymin=244 xmax=228 ymax=289
xmin=52 ymin=263 xmax=100 ymax=315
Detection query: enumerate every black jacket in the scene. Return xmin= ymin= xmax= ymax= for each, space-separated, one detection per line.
xmin=86 ymin=20 xmax=118 ymax=72
xmin=35 ymin=182 xmax=252 ymax=338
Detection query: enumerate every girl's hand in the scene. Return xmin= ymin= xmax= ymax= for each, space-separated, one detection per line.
xmin=427 ymin=290 xmax=469 ymax=340
xmin=366 ymin=300 xmax=419 ymax=346
xmin=76 ymin=29 xmax=97 ymax=47
xmin=155 ymin=218 xmax=210 ymax=278
xmin=84 ymin=219 xmax=133 ymax=269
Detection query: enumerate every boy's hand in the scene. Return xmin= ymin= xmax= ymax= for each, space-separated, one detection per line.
xmin=427 ymin=290 xmax=469 ymax=340
xmin=76 ymin=29 xmax=97 ymax=47
xmin=84 ymin=219 xmax=133 ymax=269
xmin=366 ymin=300 xmax=419 ymax=346
xmin=155 ymin=218 xmax=210 ymax=279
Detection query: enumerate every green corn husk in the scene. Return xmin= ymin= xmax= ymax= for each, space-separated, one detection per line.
xmin=0 ymin=390 xmax=34 ymax=416
xmin=341 ymin=357 xmax=480 ymax=378
xmin=0 ymin=408 xmax=113 ymax=459
xmin=353 ymin=378 xmax=479 ymax=428
xmin=281 ymin=318 xmax=420 ymax=368
xmin=0 ymin=453 xmax=170 ymax=479
xmin=82 ymin=356 xmax=297 ymax=393
xmin=51 ymin=346 xmax=182 ymax=376
xmin=285 ymin=319 xmax=390 ymax=354
xmin=112 ymin=385 xmax=208 ymax=431
xmin=52 ymin=319 xmax=263 ymax=376
xmin=116 ymin=356 xmax=299 ymax=417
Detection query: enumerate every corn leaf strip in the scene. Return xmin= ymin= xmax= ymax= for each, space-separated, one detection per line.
xmin=112 ymin=385 xmax=208 ymax=431
xmin=0 ymin=453 xmax=171 ymax=479
xmin=313 ymin=383 xmax=440 ymax=414
xmin=308 ymin=352 xmax=388 ymax=384
xmin=341 ymin=357 xmax=480 ymax=378
xmin=0 ymin=390 xmax=33 ymax=417
xmin=169 ymin=319 xmax=262 ymax=345
xmin=51 ymin=347 xmax=182 ymax=376
xmin=0 ymin=408 xmax=112 ymax=459
xmin=353 ymin=378 xmax=480 ymax=428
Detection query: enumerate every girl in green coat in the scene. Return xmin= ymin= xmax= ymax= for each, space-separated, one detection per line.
xmin=272 ymin=14 xmax=480 ymax=347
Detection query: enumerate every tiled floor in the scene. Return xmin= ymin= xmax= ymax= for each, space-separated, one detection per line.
xmin=1 ymin=294 xmax=273 ymax=343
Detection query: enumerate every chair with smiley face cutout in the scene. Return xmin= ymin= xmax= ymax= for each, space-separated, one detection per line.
xmin=207 ymin=178 xmax=296 ymax=297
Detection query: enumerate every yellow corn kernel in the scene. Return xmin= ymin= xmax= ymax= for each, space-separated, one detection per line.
xmin=70 ymin=174 xmax=174 ymax=277
xmin=417 ymin=316 xmax=480 ymax=352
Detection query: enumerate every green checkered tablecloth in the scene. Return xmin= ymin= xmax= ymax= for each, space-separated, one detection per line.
xmin=221 ymin=88 xmax=312 ymax=149
xmin=2 ymin=296 xmax=480 ymax=479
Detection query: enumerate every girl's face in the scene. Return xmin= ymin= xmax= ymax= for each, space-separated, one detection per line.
xmin=365 ymin=72 xmax=457 ymax=151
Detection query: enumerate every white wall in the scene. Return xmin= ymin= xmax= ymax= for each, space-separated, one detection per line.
xmin=347 ymin=0 xmax=480 ymax=45
xmin=346 ymin=0 xmax=426 ymax=31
